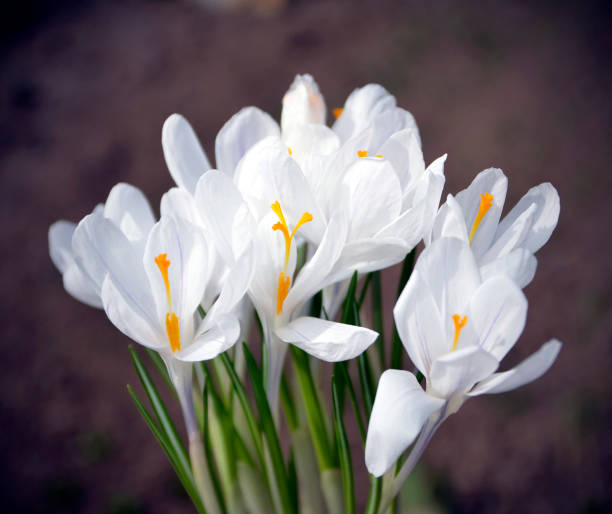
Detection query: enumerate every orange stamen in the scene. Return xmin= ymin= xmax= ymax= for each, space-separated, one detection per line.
xmin=333 ymin=107 xmax=344 ymax=119
xmin=469 ymin=193 xmax=494 ymax=243
xmin=357 ymin=150 xmax=368 ymax=158
xmin=451 ymin=314 xmax=468 ymax=351
xmin=155 ymin=253 xmax=181 ymax=353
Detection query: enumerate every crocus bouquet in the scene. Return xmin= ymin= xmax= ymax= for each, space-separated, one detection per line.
xmin=49 ymin=74 xmax=562 ymax=513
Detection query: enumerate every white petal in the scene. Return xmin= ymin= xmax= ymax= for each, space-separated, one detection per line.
xmin=101 ymin=274 xmax=163 ymax=349
xmin=72 ymin=211 xmax=157 ymax=322
xmin=332 ymin=84 xmax=397 ymax=142
xmin=429 ymin=346 xmax=499 ymax=398
xmin=365 ymin=370 xmax=444 ymax=477
xmin=469 ymin=277 xmax=527 ymax=361
xmin=162 ymin=114 xmax=211 ymax=194
xmin=331 ymin=237 xmax=409 ymax=280
xmin=469 ymin=340 xmax=561 ymax=396
xmin=160 ymin=187 xmax=202 ymax=226
xmin=104 ymin=183 xmax=155 ymax=241
xmin=480 ymin=248 xmax=538 ymax=288
xmin=275 ymin=317 xmax=377 ymax=362
xmin=428 ymin=195 xmax=469 ymax=246
xmin=234 ymin=136 xmax=325 ymax=243
xmin=63 ymin=264 xmax=103 ymax=308
xmin=340 ymin=158 xmax=402 ymax=240
xmin=496 ymin=183 xmax=560 ymax=254
xmin=378 ymin=129 xmax=424 ymax=189
xmin=481 ymin=202 xmax=537 ymax=263
xmin=415 ymin=237 xmax=481 ymax=324
xmin=143 ymin=216 xmax=209 ymax=325
xmin=177 ymin=314 xmax=241 ymax=362
xmin=49 ymin=220 xmax=76 ymax=273
xmin=455 ymin=168 xmax=508 ymax=259
xmin=194 ymin=169 xmax=255 ymax=264
xmin=215 ymin=106 xmax=280 ymax=177
xmin=394 ymin=270 xmax=446 ymax=375
xmin=281 ymin=74 xmax=326 ymax=134
xmin=283 ymin=123 xmax=340 ymax=183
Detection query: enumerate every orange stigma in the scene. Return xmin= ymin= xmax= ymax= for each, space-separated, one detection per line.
xmin=333 ymin=107 xmax=344 ymax=119
xmin=451 ymin=314 xmax=468 ymax=351
xmin=155 ymin=253 xmax=181 ymax=353
xmin=357 ymin=150 xmax=368 ymax=158
xmin=469 ymin=193 xmax=494 ymax=243
xmin=271 ymin=201 xmax=313 ymax=315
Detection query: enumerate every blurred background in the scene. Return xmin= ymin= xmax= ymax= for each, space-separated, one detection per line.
xmin=1 ymin=0 xmax=611 ymax=512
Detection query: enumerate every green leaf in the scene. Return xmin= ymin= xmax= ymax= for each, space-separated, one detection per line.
xmin=201 ymin=384 xmax=227 ymax=514
xmin=127 ymin=385 xmax=206 ymax=514
xmin=331 ymin=376 xmax=355 ymax=514
xmin=364 ymin=475 xmax=382 ymax=514
xmin=243 ymin=343 xmax=293 ymax=514
xmin=371 ymin=271 xmax=385 ymax=367
xmin=128 ymin=346 xmax=190 ymax=476
xmin=290 ymin=346 xmax=337 ymax=471
xmin=334 ymin=362 xmax=366 ymax=443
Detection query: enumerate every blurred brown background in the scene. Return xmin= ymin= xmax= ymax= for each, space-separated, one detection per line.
xmin=1 ymin=0 xmax=611 ymax=512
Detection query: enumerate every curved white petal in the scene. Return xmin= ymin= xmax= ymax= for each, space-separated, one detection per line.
xmin=340 ymin=158 xmax=402 ymax=240
xmin=194 ymin=169 xmax=255 ymax=264
xmin=234 ymin=136 xmax=325 ymax=243
xmin=428 ymin=195 xmax=469 ymax=246
xmin=281 ymin=74 xmax=326 ymax=134
xmin=101 ymin=274 xmax=162 ymax=349
xmin=332 ymin=84 xmax=397 ymax=143
xmin=72 ymin=211 xmax=157 ymax=322
xmin=378 ymin=129 xmax=424 ymax=190
xmin=480 ymin=248 xmax=538 ymax=288
xmin=481 ymin=202 xmax=537 ymax=263
xmin=104 ymin=183 xmax=155 ymax=241
xmin=469 ymin=276 xmax=527 ymax=361
xmin=143 ymin=216 xmax=209 ymax=328
xmin=365 ymin=370 xmax=445 ymax=477
xmin=394 ymin=270 xmax=446 ymax=375
xmin=177 ymin=314 xmax=241 ymax=362
xmin=415 ymin=237 xmax=481 ymax=324
xmin=160 ymin=187 xmax=203 ymax=227
xmin=469 ymin=339 xmax=561 ymax=396
xmin=50 ymin=221 xmax=101 ymax=307
xmin=275 ymin=317 xmax=377 ymax=362
xmin=429 ymin=346 xmax=499 ymax=398
xmin=215 ymin=106 xmax=280 ymax=177
xmin=455 ymin=168 xmax=508 ymax=259
xmin=496 ymin=183 xmax=560 ymax=254
xmin=162 ymin=114 xmax=211 ymax=194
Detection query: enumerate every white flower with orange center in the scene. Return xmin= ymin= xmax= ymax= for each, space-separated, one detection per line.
xmin=365 ymin=237 xmax=561 ymax=478
xmin=429 ymin=168 xmax=560 ymax=287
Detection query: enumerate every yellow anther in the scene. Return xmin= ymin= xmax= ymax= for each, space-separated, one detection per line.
xmin=155 ymin=253 xmax=182 ymax=353
xmin=276 ymin=272 xmax=291 ymax=315
xmin=333 ymin=107 xmax=344 ymax=119
xmin=165 ymin=312 xmax=181 ymax=353
xmin=469 ymin=192 xmax=494 ymax=244
xmin=154 ymin=253 xmax=172 ymax=311
xmin=451 ymin=314 xmax=468 ymax=352
xmin=288 ymin=147 xmax=292 ymax=156
xmin=357 ymin=150 xmax=368 ymax=158
xmin=376 ymin=154 xmax=382 ymax=158
xmin=271 ymin=201 xmax=313 ymax=315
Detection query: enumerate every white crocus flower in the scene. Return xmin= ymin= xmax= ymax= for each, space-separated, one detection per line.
xmin=195 ymin=150 xmax=378 ymax=411
xmin=428 ymin=168 xmax=560 ymax=287
xmin=49 ymin=183 xmax=156 ymax=308
xmin=365 ymin=237 xmax=561 ymax=482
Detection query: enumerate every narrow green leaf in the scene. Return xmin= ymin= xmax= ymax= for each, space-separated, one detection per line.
xmin=128 ymin=346 xmax=190 ymax=475
xmin=201 ymin=385 xmax=227 ymax=514
xmin=364 ymin=475 xmax=382 ymax=514
xmin=290 ymin=345 xmax=337 ymax=470
xmin=219 ymin=353 xmax=266 ymax=466
xmin=341 ymin=271 xmax=360 ymax=324
xmin=243 ymin=344 xmax=293 ymax=514
xmin=357 ymin=272 xmax=373 ymax=310
xmin=280 ymin=374 xmax=298 ymax=432
xmin=334 ymin=362 xmax=366 ymax=443
xmin=331 ymin=376 xmax=355 ymax=514
xmin=127 ymin=385 xmax=206 ymax=514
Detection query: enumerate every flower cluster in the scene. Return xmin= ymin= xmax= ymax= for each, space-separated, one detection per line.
xmin=49 ymin=74 xmax=561 ymax=513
